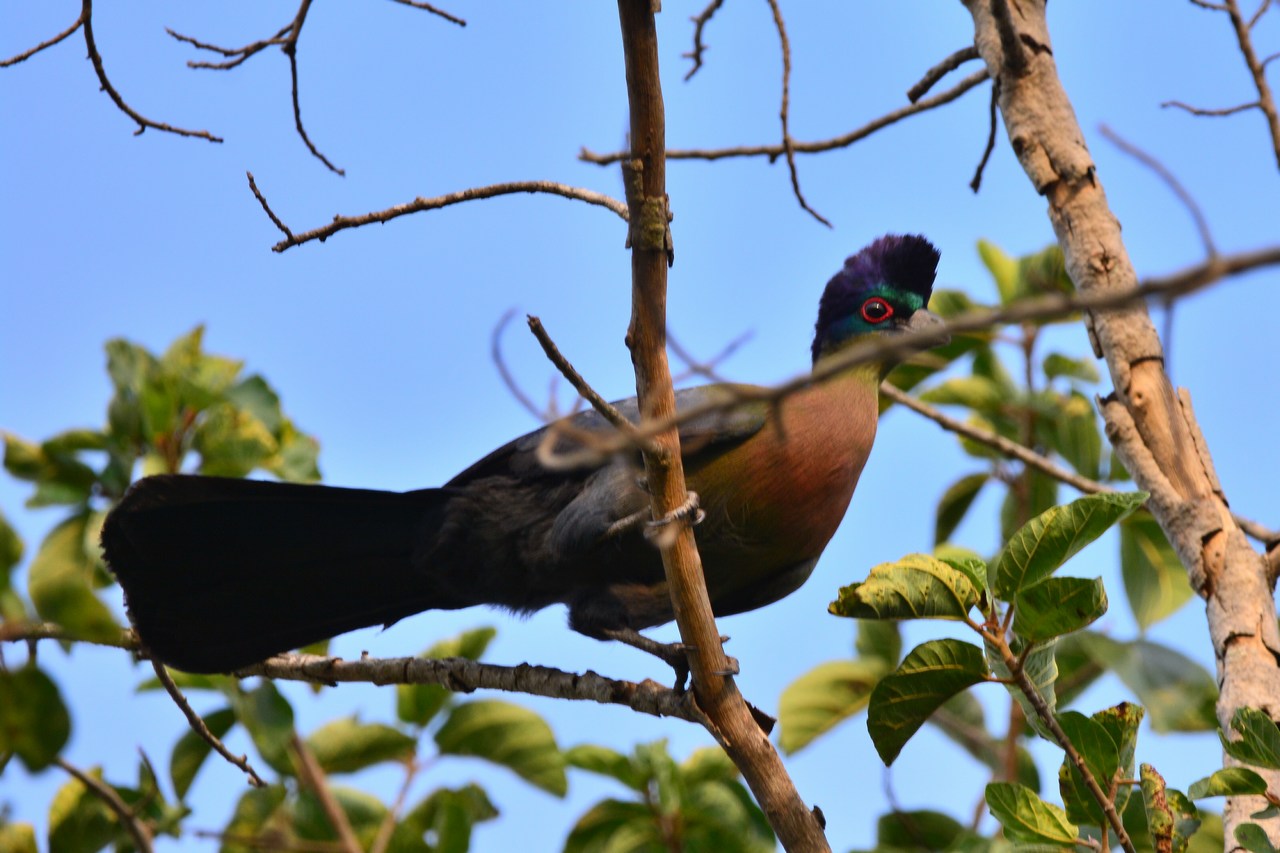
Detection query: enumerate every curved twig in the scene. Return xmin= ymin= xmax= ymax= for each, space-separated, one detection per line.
xmin=0 ymin=10 xmax=85 ymax=67
xmin=150 ymin=659 xmax=266 ymax=789
xmin=765 ymin=0 xmax=830 ymax=226
xmin=907 ymin=46 xmax=980 ymax=102
xmin=683 ymin=0 xmax=727 ymax=80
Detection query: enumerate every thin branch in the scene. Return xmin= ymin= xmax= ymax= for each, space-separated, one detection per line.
xmin=1223 ymin=0 xmax=1280 ymax=168
xmin=1249 ymin=0 xmax=1273 ymax=27
xmin=261 ymin=180 xmax=628 ymax=252
xmin=150 ymin=659 xmax=266 ymax=788
xmin=283 ymin=0 xmax=344 ymax=175
xmin=683 ymin=0 xmax=727 ymax=80
xmin=534 ymin=244 xmax=1280 ymax=470
xmin=0 ymin=10 xmax=85 ymax=67
xmin=970 ymin=77 xmax=1000 ymax=192
xmin=1162 ymin=98 xmax=1260 ymax=117
xmin=580 ymin=68 xmax=989 ymax=165
xmin=526 ymin=315 xmax=656 ymax=449
xmin=386 ymin=0 xmax=467 ymax=27
xmin=237 ymin=651 xmax=703 ymax=721
xmin=1098 ymin=124 xmax=1217 ymax=258
xmin=765 ymin=0 xmax=831 ymax=226
xmin=56 ymin=758 xmax=154 ymax=853
xmin=81 ymin=0 xmax=222 ymax=142
xmin=0 ymin=620 xmax=136 ymax=648
xmin=165 ymin=25 xmax=290 ymax=70
xmin=291 ymin=733 xmax=361 ymax=853
xmin=492 ymin=310 xmax=554 ymax=422
xmin=246 ymin=172 xmax=294 ymax=241
xmin=668 ymin=329 xmax=754 ymax=383
xmin=907 ymin=46 xmax=980 ymax=102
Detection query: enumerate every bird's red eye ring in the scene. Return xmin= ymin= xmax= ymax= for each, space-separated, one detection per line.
xmin=860 ymin=297 xmax=894 ymax=324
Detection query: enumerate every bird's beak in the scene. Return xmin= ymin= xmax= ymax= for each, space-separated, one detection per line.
xmin=897 ymin=308 xmax=950 ymax=348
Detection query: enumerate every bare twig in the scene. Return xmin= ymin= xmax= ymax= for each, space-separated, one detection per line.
xmin=150 ymin=659 xmax=266 ymax=788
xmin=282 ymin=0 xmax=344 ymax=175
xmin=1249 ymin=0 xmax=1273 ymax=27
xmin=1223 ymin=0 xmax=1280 ymax=167
xmin=970 ymin=77 xmax=1000 ymax=192
xmin=907 ymin=46 xmax=980 ymax=102
xmin=236 ymin=651 xmax=702 ymax=721
xmin=166 ymin=25 xmax=290 ymax=70
xmin=56 ymin=758 xmax=154 ymax=853
xmin=386 ymin=0 xmax=467 ymax=27
xmin=259 ymin=179 xmax=627 ymax=252
xmin=0 ymin=10 xmax=85 ymax=67
xmin=492 ymin=310 xmax=554 ymax=422
xmin=668 ymin=329 xmax=754 ymax=383
xmin=765 ymin=0 xmax=831 ymax=226
xmin=246 ymin=172 xmax=295 ymax=241
xmin=291 ymin=733 xmax=361 ymax=853
xmin=1098 ymin=124 xmax=1217 ymax=258
xmin=1162 ymin=99 xmax=1260 ymax=117
xmin=683 ymin=0 xmax=727 ymax=80
xmin=81 ymin=0 xmax=222 ymax=142
xmin=0 ymin=621 xmax=136 ymax=647
xmin=580 ymin=68 xmax=989 ymax=165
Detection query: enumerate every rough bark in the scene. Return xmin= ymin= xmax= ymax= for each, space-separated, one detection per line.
xmin=961 ymin=0 xmax=1280 ymax=842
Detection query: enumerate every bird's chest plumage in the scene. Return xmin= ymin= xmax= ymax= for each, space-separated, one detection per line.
xmin=689 ymin=372 xmax=879 ymax=568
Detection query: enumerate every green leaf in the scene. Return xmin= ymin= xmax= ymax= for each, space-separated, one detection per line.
xmin=994 ymin=492 xmax=1147 ymax=599
xmin=855 ymin=619 xmax=903 ymax=666
xmin=830 ymin=553 xmax=978 ymax=621
xmin=935 ymin=473 xmax=989 ymax=545
xmin=228 ymin=682 xmax=296 ymax=775
xmin=48 ymin=767 xmax=118 ymax=853
xmin=401 ymin=784 xmax=499 ymax=853
xmin=1056 ymin=711 xmax=1119 ymax=826
xmin=0 ymin=510 xmax=26 ymax=622
xmin=876 ymin=810 xmax=967 ymax=851
xmin=985 ymin=781 xmax=1078 ymax=844
xmin=1222 ymin=707 xmax=1280 ymax=770
xmin=26 ymin=515 xmax=119 ymax=642
xmin=1074 ymin=633 xmax=1216 ymax=732
xmin=434 ymin=700 xmax=566 ymax=796
xmin=563 ymin=799 xmax=665 ymax=853
xmin=1120 ymin=510 xmax=1193 ymax=631
xmin=396 ymin=626 xmax=497 ymax=726
xmin=226 ymin=375 xmax=284 ymax=433
xmin=1043 ymin=353 xmax=1101 ymax=384
xmin=0 ymin=822 xmax=37 ymax=853
xmin=1013 ymin=577 xmax=1107 ymax=642
xmin=1236 ymin=822 xmax=1280 ymax=853
xmin=269 ymin=421 xmax=321 ymax=483
xmin=305 ymin=717 xmax=415 ymax=774
xmin=1093 ymin=702 xmax=1144 ymax=817
xmin=294 ymin=786 xmax=387 ymax=846
xmin=978 ymin=240 xmax=1021 ymax=305
xmin=919 ymin=376 xmax=1008 ymax=416
xmin=778 ymin=658 xmax=890 ymax=753
xmin=1052 ymin=391 xmax=1102 ymax=481
xmin=999 ymin=468 xmax=1060 ymax=543
xmin=867 ymin=639 xmax=990 ymax=765
xmin=170 ymin=707 xmax=235 ymax=800
xmin=1188 ymin=767 xmax=1269 ymax=799
xmin=987 ymin=637 xmax=1059 ymax=740
xmin=565 ymin=744 xmax=644 ymax=791
xmin=193 ymin=403 xmax=277 ymax=478
xmin=0 ymin=667 xmax=71 ymax=771
xmin=221 ymin=785 xmax=288 ymax=853
xmin=1141 ymin=764 xmax=1201 ymax=853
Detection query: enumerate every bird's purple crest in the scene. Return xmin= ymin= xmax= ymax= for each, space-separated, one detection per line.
xmin=811 ymin=234 xmax=941 ymax=363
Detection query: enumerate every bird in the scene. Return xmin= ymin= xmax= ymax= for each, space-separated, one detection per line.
xmin=102 ymin=234 xmax=946 ymax=674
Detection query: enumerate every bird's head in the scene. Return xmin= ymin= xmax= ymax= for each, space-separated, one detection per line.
xmin=811 ymin=234 xmax=947 ymax=371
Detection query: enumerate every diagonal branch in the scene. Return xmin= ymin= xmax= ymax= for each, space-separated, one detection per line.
xmin=251 ymin=177 xmax=628 ymax=252
xmin=765 ymin=0 xmax=831 ymax=226
xmin=907 ymin=46 xmax=981 ymax=102
xmin=683 ymin=0 xmax=727 ymax=80
xmin=385 ymin=0 xmax=466 ymax=27
xmin=81 ymin=0 xmax=222 ymax=142
xmin=0 ymin=10 xmax=86 ymax=67
xmin=56 ymin=758 xmax=154 ymax=853
xmin=151 ymin=659 xmax=266 ymax=788
xmin=580 ymin=67 xmax=989 ymax=165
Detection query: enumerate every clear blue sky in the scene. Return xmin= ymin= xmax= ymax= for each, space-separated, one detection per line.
xmin=2 ymin=2 xmax=1278 ymax=850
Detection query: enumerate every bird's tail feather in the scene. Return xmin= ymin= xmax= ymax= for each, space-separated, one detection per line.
xmin=102 ymin=474 xmax=449 ymax=673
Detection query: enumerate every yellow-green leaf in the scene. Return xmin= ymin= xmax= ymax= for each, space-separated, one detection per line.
xmin=1121 ymin=510 xmax=1193 ymax=631
xmin=26 ymin=515 xmax=119 ymax=642
xmin=434 ymin=700 xmax=566 ymax=796
xmin=985 ymin=781 xmax=1078 ymax=845
xmin=831 ymin=553 xmax=978 ymax=621
xmin=778 ymin=658 xmax=890 ymax=753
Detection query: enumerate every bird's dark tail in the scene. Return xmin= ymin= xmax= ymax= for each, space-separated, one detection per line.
xmin=102 ymin=475 xmax=450 ymax=673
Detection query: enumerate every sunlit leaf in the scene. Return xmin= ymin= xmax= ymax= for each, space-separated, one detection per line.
xmin=778 ymin=658 xmax=890 ymax=753
xmin=305 ymin=717 xmax=415 ymax=774
xmin=978 ymin=240 xmax=1021 ymax=305
xmin=1056 ymin=711 xmax=1119 ymax=826
xmin=565 ymin=744 xmax=644 ymax=792
xmin=1043 ymin=353 xmax=1101 ymax=384
xmin=1120 ymin=510 xmax=1193 ymax=631
xmin=48 ymin=767 xmax=118 ymax=853
xmin=294 ymin=786 xmax=387 ymax=847
xmin=402 ymin=783 xmax=499 ymax=853
xmin=1188 ymin=767 xmax=1269 ymax=799
xmin=434 ymin=700 xmax=566 ymax=796
xmin=26 ymin=515 xmax=118 ymax=642
xmin=1013 ymin=577 xmax=1107 ymax=641
xmin=994 ymin=492 xmax=1147 ymax=599
xmin=0 ymin=823 xmax=37 ymax=853
xmin=221 ymin=785 xmax=288 ymax=853
xmin=1053 ymin=391 xmax=1102 ymax=481
xmin=985 ymin=781 xmax=1078 ymax=844
xmin=831 ymin=553 xmax=978 ymax=621
xmin=867 ymin=639 xmax=990 ymax=765
xmin=1222 ymin=707 xmax=1280 ymax=770
xmin=1141 ymin=764 xmax=1200 ymax=853
xmin=193 ymin=403 xmax=277 ymax=478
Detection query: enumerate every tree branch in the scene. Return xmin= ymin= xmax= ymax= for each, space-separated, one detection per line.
xmin=907 ymin=46 xmax=981 ymax=102
xmin=81 ymin=0 xmax=222 ymax=142
xmin=385 ymin=0 xmax=466 ymax=27
xmin=962 ymin=0 xmax=1280 ymax=840
xmin=252 ymin=177 xmax=628 ymax=252
xmin=151 ymin=659 xmax=266 ymax=788
xmin=55 ymin=758 xmax=154 ymax=853
xmin=614 ymin=2 xmax=829 ymax=849
xmin=291 ymin=733 xmax=361 ymax=853
xmin=0 ymin=10 xmax=85 ymax=67
xmin=580 ymin=68 xmax=989 ymax=165
xmin=683 ymin=0 xmax=726 ymax=80
xmin=765 ymin=0 xmax=831 ymax=226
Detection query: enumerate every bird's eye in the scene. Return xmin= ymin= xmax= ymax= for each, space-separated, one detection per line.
xmin=860 ymin=297 xmax=894 ymax=324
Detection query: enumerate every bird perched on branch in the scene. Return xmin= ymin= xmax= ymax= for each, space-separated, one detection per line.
xmin=103 ymin=234 xmax=946 ymax=674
